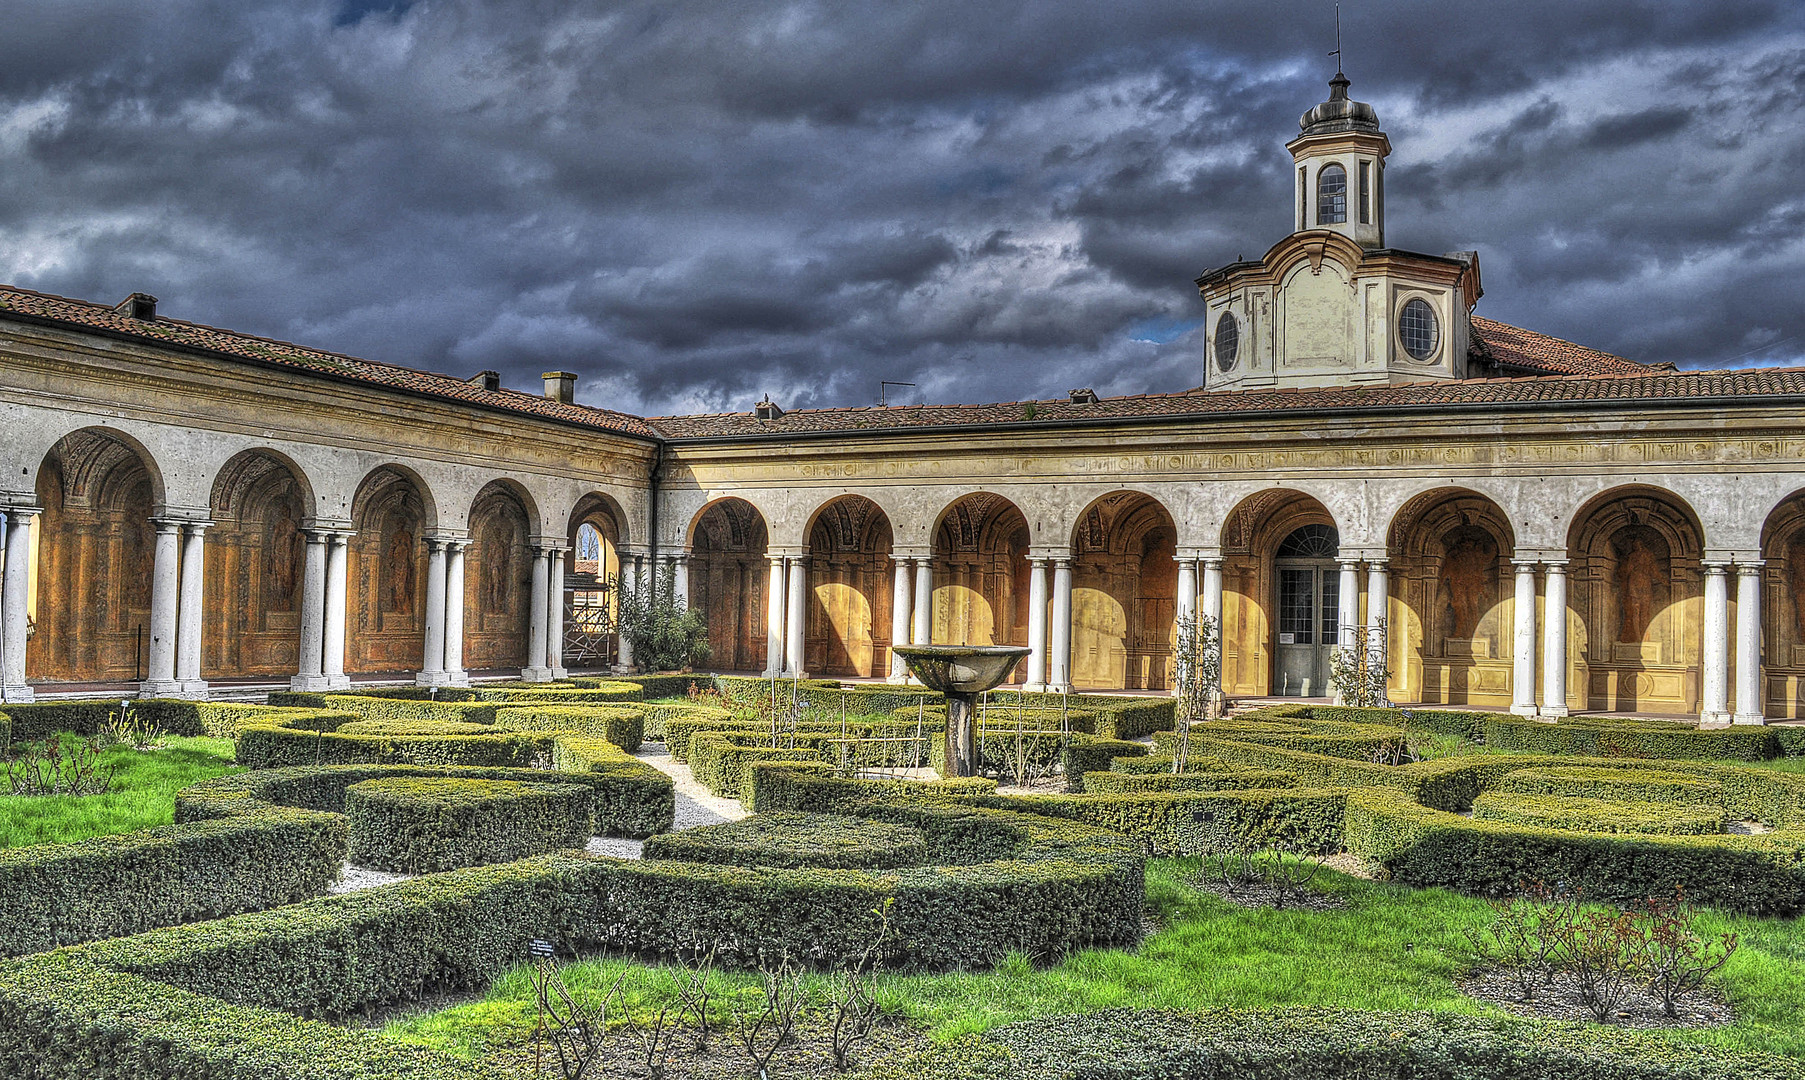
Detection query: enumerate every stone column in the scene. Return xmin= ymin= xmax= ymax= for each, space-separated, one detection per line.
xmin=1734 ymin=561 xmax=1765 ymax=724
xmin=912 ymin=558 xmax=933 ymax=645
xmin=1365 ymin=559 xmax=1389 ymax=694
xmin=888 ymin=556 xmax=912 ymax=683
xmin=1175 ymin=559 xmax=1198 ymax=625
xmin=1336 ymin=560 xmax=1360 ymax=648
xmin=617 ymin=555 xmax=639 ymax=673
xmin=444 ymin=541 xmax=468 ymax=686
xmin=549 ymin=546 xmax=568 ymax=679
xmin=763 ymin=554 xmax=785 ymax=678
xmin=1024 ymin=557 xmax=1049 ymax=691
xmin=417 ymin=538 xmax=448 ymax=686
xmin=1540 ymin=561 xmax=1569 ymax=718
xmin=1201 ymin=558 xmax=1224 ymax=626
xmin=141 ymin=519 xmax=183 ymax=697
xmin=1049 ymin=557 xmax=1074 ymax=692
xmin=1510 ymin=560 xmax=1539 ymax=716
xmin=523 ymin=545 xmax=552 ymax=682
xmin=1700 ymin=561 xmax=1731 ymax=724
xmin=176 ymin=521 xmax=210 ymax=696
xmin=0 ymin=508 xmax=41 ymax=703
xmin=291 ymin=530 xmax=329 ymax=691
xmin=322 ymin=532 xmax=351 ymax=689
xmin=783 ymin=555 xmax=808 ymax=679
xmin=672 ymin=553 xmax=690 ymax=608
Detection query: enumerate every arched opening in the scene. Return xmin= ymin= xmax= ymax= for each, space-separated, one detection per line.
xmin=1568 ymin=487 xmax=1705 ymax=715
xmin=805 ymin=496 xmax=894 ymax=678
xmin=346 ymin=466 xmax=429 ymax=675
xmin=1387 ymin=488 xmax=1517 ymax=707
xmin=1219 ymin=489 xmax=1339 ymax=698
xmin=689 ymin=498 xmax=769 ymax=672
xmin=566 ymin=493 xmax=627 ymax=672
xmin=25 ymin=429 xmax=161 ymax=684
xmin=464 ymin=482 xmax=534 ymax=672
xmin=204 ymin=450 xmax=311 ymax=679
xmin=1070 ymin=492 xmax=1177 ymax=691
xmin=931 ymin=493 xmax=1030 ymax=682
xmin=1759 ymin=491 xmax=1805 ymax=719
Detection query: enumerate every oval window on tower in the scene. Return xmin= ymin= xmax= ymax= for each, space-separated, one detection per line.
xmin=1399 ymin=298 xmax=1440 ymax=361
xmin=1214 ymin=312 xmax=1239 ymax=372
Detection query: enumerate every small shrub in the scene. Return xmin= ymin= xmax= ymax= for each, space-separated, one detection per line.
xmin=3 ymin=734 xmax=118 ymax=796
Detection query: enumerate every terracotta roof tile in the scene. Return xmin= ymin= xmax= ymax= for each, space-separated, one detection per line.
xmin=652 ymin=365 xmax=1805 ymax=439
xmin=1471 ymin=316 xmax=1660 ymax=376
xmin=0 ymin=285 xmax=658 ymax=439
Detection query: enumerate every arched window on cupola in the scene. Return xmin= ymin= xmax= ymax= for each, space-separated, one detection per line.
xmin=1317 ymin=163 xmax=1347 ymax=226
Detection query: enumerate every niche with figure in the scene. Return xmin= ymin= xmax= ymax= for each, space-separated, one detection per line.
xmin=1571 ymin=493 xmax=1701 ymax=714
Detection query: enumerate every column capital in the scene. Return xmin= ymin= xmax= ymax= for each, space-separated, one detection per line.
xmin=1365 ymin=556 xmax=1390 ymax=569
xmin=1511 ymin=559 xmax=1540 ymax=572
xmin=1701 ymin=560 xmax=1732 ymax=575
xmin=1541 ymin=559 xmax=1570 ymax=571
xmin=179 ymin=519 xmax=214 ymax=533
xmin=1735 ymin=560 xmax=1766 ymax=575
xmin=150 ymin=518 xmax=186 ymax=535
xmin=151 ymin=504 xmax=211 ymax=523
xmin=1513 ymin=548 xmax=1567 ymax=564
xmin=1029 ymin=545 xmax=1073 ymax=560
xmin=1337 ymin=558 xmax=1360 ymax=571
xmin=0 ymin=503 xmax=43 ymax=520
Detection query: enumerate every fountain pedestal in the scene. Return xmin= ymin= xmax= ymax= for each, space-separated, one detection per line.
xmin=892 ymin=645 xmax=1031 ymax=778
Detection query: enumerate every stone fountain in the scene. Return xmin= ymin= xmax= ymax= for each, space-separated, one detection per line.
xmin=891 ymin=644 xmax=1031 ymax=778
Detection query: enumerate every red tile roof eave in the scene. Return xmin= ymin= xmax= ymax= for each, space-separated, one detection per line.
xmin=651 ymin=381 xmax=1805 ymax=444
xmin=0 ymin=305 xmax=661 ymax=443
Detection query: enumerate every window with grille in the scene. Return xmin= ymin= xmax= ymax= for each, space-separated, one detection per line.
xmin=1278 ymin=568 xmax=1316 ymax=644
xmin=1214 ymin=312 xmax=1238 ymax=372
xmin=1317 ymin=164 xmax=1347 ymax=225
xmin=1400 ymin=298 xmax=1440 ymax=360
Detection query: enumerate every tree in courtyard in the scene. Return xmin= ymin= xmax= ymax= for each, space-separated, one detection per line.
xmin=614 ymin=562 xmax=710 ymax=673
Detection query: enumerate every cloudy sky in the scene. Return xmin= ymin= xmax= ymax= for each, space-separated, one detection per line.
xmin=3 ymin=1 xmax=1802 ymax=417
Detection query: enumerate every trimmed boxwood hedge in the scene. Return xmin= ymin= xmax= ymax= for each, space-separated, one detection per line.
xmin=346 ymin=777 xmax=593 ymax=873
xmin=1495 ymin=764 xmax=1723 ymax=804
xmin=1080 ymin=767 xmax=1300 ymax=794
xmin=1061 ymin=735 xmax=1148 ymax=791
xmin=1481 ymin=713 xmax=1779 ymax=760
xmin=1471 ymin=791 xmax=1727 ymax=836
xmin=491 ymin=704 xmax=645 ymax=752
xmin=640 ymin=702 xmax=736 ymax=741
xmin=336 ymin=718 xmax=494 ymax=736
xmin=865 ymin=1007 xmax=1805 ymax=1080
xmin=643 ymin=811 xmax=930 ymax=869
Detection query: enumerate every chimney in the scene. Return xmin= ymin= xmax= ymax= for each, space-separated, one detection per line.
xmin=469 ymin=370 xmax=501 ymax=392
xmin=115 ymin=292 xmax=158 ymax=320
xmin=754 ymin=395 xmax=784 ymax=421
xmin=1068 ymin=387 xmax=1099 ymax=404
xmin=541 ymin=371 xmax=577 ymax=404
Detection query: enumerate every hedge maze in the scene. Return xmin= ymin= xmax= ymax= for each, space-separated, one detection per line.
xmin=0 ymin=677 xmax=1802 ymax=1078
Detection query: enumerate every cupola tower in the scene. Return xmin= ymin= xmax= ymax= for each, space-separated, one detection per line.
xmin=1287 ymin=70 xmax=1389 ymax=248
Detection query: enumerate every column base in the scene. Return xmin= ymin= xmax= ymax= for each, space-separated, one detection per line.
xmin=444 ymin=669 xmax=470 ymax=688
xmin=1509 ymin=704 xmax=1539 ymax=717
xmin=520 ymin=666 xmax=555 ymax=683
xmin=0 ymin=684 xmax=36 ymax=704
xmin=1732 ymin=712 xmax=1768 ymax=725
xmin=1699 ymin=709 xmax=1733 ymax=726
xmin=550 ymin=665 xmax=569 ymax=680
xmin=1045 ymin=682 xmax=1073 ymax=695
xmin=781 ymin=667 xmax=807 ymax=681
xmin=179 ymin=679 xmax=210 ymax=697
xmin=762 ymin=667 xmax=782 ymax=680
xmin=886 ymin=674 xmax=909 ymax=685
xmin=414 ymin=670 xmax=454 ymax=687
xmin=1538 ymin=705 xmax=1569 ymax=719
xmin=324 ymin=674 xmax=352 ymax=690
xmin=138 ymin=679 xmax=188 ymax=699
xmin=289 ymin=674 xmax=333 ymax=692
xmin=1023 ymin=682 xmax=1047 ymax=694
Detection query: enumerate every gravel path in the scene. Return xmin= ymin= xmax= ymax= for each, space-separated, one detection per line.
xmin=331 ymin=745 xmax=742 ymax=892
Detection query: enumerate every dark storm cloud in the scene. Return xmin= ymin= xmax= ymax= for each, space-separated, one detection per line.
xmin=2 ymin=0 xmax=1803 ymax=417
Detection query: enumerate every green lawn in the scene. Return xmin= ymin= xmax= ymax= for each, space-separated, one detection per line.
xmin=0 ymin=735 xmax=240 ymax=847
xmin=384 ymin=857 xmax=1805 ymax=1062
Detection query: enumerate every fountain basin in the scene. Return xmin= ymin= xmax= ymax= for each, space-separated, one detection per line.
xmin=892 ymin=645 xmax=1031 ymax=779
xmin=892 ymin=645 xmax=1031 ymax=694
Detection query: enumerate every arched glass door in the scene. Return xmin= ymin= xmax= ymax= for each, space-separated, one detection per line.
xmin=1273 ymin=524 xmax=1339 ymax=696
